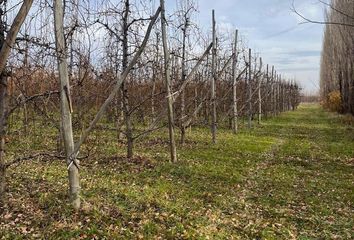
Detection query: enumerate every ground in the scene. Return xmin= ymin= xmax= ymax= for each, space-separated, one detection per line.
xmin=0 ymin=104 xmax=353 ymax=239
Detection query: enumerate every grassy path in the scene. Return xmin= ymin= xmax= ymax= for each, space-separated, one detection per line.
xmin=1 ymin=104 xmax=353 ymax=239
xmin=239 ymin=104 xmax=354 ymax=239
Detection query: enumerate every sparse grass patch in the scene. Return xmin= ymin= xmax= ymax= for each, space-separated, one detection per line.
xmin=1 ymin=103 xmax=353 ymax=239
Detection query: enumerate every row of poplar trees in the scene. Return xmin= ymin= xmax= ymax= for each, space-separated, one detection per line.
xmin=320 ymin=0 xmax=354 ymax=115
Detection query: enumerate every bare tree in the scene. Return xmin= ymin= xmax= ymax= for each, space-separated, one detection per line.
xmin=176 ymin=0 xmax=197 ymax=145
xmin=0 ymin=0 xmax=34 ymax=203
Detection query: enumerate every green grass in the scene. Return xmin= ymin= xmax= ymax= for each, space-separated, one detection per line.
xmin=1 ymin=103 xmax=353 ymax=239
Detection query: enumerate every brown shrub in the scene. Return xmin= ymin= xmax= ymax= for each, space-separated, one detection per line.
xmin=325 ymin=90 xmax=342 ymax=112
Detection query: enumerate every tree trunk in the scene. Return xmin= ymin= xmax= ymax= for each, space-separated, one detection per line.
xmin=160 ymin=0 xmax=177 ymax=163
xmin=151 ymin=33 xmax=159 ymax=124
xmin=54 ymin=0 xmax=80 ymax=210
xmin=264 ymin=64 xmax=269 ymax=118
xmin=271 ymin=67 xmax=276 ymax=116
xmin=211 ymin=10 xmax=217 ymax=143
xmin=121 ymin=0 xmax=134 ymax=158
xmin=258 ymin=57 xmax=262 ymax=124
xmin=180 ymin=28 xmax=187 ymax=145
xmin=248 ymin=48 xmax=252 ymax=129
xmin=0 ymin=5 xmax=6 ymax=204
xmin=151 ymin=77 xmax=156 ymax=123
xmin=232 ymin=29 xmax=238 ymax=134
xmin=0 ymin=74 xmax=7 ymax=205
xmin=179 ymin=13 xmax=190 ymax=145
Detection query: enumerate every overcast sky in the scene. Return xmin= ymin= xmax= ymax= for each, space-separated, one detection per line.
xmin=168 ymin=0 xmax=326 ymax=94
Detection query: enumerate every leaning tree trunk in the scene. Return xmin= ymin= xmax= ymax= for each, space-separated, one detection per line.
xmin=54 ymin=0 xmax=80 ymax=210
xmin=0 ymin=0 xmax=34 ymax=74
xmin=160 ymin=0 xmax=177 ymax=163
